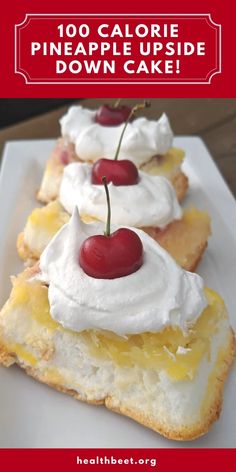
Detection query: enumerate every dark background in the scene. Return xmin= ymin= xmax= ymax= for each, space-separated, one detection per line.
xmin=0 ymin=99 xmax=75 ymax=129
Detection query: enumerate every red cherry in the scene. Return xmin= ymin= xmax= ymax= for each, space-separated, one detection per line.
xmin=79 ymin=228 xmax=143 ymax=279
xmin=95 ymin=104 xmax=132 ymax=126
xmin=91 ymin=158 xmax=139 ymax=186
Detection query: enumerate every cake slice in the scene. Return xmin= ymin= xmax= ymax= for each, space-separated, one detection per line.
xmin=37 ymin=139 xmax=188 ymax=204
xmin=17 ymin=201 xmax=211 ymax=271
xmin=0 ymin=266 xmax=234 ymax=441
xmin=1 ymin=210 xmax=235 ymax=440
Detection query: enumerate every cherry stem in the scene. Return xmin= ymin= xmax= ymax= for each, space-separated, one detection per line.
xmin=114 ymin=98 xmax=121 ymax=108
xmin=114 ymin=101 xmax=151 ymax=161
xmin=102 ymin=176 xmax=111 ymax=237
xmin=113 ymin=98 xmax=122 ymax=108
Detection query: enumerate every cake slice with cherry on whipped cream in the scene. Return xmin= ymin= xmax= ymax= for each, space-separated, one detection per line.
xmin=18 ymin=103 xmax=210 ymax=270
xmin=1 ymin=180 xmax=235 ymax=440
xmin=37 ymin=100 xmax=188 ymax=203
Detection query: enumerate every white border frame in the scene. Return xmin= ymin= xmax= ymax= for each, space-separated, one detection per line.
xmin=14 ymin=13 xmax=222 ymax=85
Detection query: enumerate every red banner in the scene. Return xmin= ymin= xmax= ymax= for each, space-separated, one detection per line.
xmin=0 ymin=0 xmax=234 ymax=97
xmin=0 ymin=448 xmax=236 ymax=471
xmin=15 ymin=14 xmax=221 ymax=85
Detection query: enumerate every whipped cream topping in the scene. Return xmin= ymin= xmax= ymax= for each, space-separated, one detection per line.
xmin=39 ymin=209 xmax=207 ymax=336
xmin=59 ymin=162 xmax=182 ymax=228
xmin=60 ymin=106 xmax=173 ymax=167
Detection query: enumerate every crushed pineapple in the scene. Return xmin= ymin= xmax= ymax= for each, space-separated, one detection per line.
xmin=140 ymin=147 xmax=185 ymax=176
xmin=8 ymin=274 xmax=224 ymax=381
xmin=183 ymin=208 xmax=210 ymax=225
xmin=28 ymin=201 xmax=70 ymax=233
xmin=83 ymin=288 xmax=223 ymax=381
xmin=9 ymin=343 xmax=37 ymax=366
xmin=11 ymin=276 xmax=59 ymax=332
xmin=27 ymin=200 xmax=94 ymax=236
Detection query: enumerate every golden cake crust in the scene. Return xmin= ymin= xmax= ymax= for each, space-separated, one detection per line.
xmin=17 ymin=232 xmax=38 ymax=266
xmin=171 ymin=171 xmax=189 ymax=202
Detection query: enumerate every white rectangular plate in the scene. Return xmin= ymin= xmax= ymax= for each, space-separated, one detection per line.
xmin=0 ymin=137 xmax=235 ymax=448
